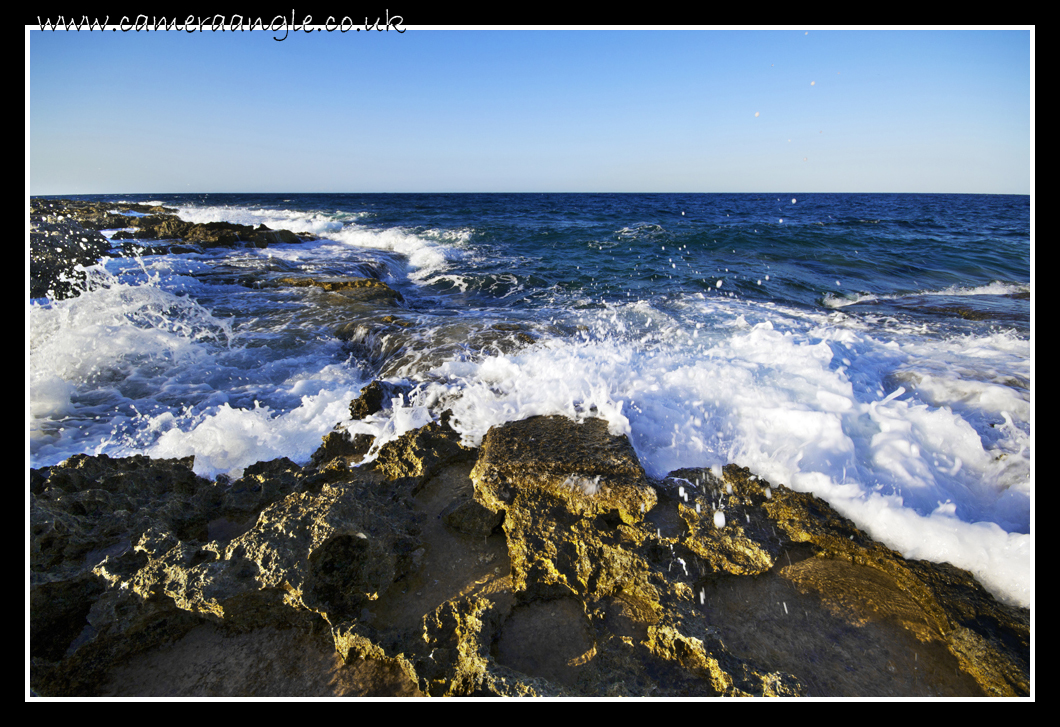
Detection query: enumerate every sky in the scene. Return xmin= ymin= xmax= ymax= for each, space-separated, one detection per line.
xmin=27 ymin=25 xmax=1033 ymax=194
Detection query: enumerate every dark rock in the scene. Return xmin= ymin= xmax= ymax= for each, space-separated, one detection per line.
xmin=346 ymin=380 xmax=416 ymax=422
xmin=334 ymin=321 xmax=415 ymax=376
xmin=221 ymin=457 xmax=304 ymax=516
xmin=30 ymin=201 xmax=114 ymax=299
xmin=439 ymin=496 xmax=504 ymax=538
xmin=349 ymin=380 xmax=389 ymax=420
xmin=119 ymin=217 xmax=284 ymax=248
xmin=309 ymin=429 xmax=375 ymax=467
xmin=30 ymin=451 xmax=422 ymax=696
xmin=29 ymin=198 xmax=312 ymax=299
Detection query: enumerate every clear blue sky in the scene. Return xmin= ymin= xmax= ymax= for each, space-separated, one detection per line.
xmin=28 ymin=27 xmax=1032 ymax=194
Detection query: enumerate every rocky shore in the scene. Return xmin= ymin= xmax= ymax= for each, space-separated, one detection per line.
xmin=30 ymin=198 xmax=317 ymax=299
xmin=28 ymin=199 xmax=1031 ymax=697
xmin=30 ymin=408 xmax=1029 ymax=697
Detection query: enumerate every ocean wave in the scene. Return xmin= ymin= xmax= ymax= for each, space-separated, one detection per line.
xmin=174 ymin=203 xmax=350 ymax=238
xmin=821 ymin=281 xmax=1028 ymax=309
xmin=927 ymin=281 xmax=1030 ymax=297
xmin=821 ymin=292 xmax=879 ymax=309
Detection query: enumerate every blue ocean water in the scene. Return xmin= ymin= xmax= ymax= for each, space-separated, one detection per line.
xmin=28 ymin=193 xmax=1031 ymax=606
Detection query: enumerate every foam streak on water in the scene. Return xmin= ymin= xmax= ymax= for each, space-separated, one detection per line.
xmin=29 ymin=193 xmax=1031 ymax=607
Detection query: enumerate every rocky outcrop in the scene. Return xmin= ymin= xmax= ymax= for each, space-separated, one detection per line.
xmin=112 ymin=219 xmax=310 ymax=248
xmin=29 ymin=198 xmax=317 ymax=300
xmin=29 ymin=416 xmax=1030 ymax=697
xmin=30 ymin=200 xmax=117 ymax=299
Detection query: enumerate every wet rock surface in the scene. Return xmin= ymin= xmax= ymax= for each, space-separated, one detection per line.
xmin=29 ymin=198 xmax=316 ymax=300
xmin=29 ymin=416 xmax=1030 ymax=697
xmin=30 ymin=199 xmax=125 ymax=299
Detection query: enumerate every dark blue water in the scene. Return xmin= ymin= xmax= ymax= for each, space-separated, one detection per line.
xmin=94 ymin=192 xmax=1030 ymax=329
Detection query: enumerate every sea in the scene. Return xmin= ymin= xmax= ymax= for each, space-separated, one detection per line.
xmin=28 ymin=193 xmax=1032 ymax=608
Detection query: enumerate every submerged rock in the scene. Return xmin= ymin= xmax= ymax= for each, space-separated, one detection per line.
xmin=276 ymin=276 xmax=405 ymax=306
xmin=29 ymin=417 xmax=1030 ymax=697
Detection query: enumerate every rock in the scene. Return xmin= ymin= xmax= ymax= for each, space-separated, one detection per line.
xmin=29 ymin=418 xmax=1030 ymax=697
xmin=372 ymin=410 xmax=473 ymax=484
xmin=348 ymin=380 xmax=392 ymax=420
xmin=95 ymin=622 xmax=423 ymax=697
xmin=30 ymin=451 xmax=423 ymax=696
xmin=30 ymin=200 xmax=114 ymax=299
xmin=309 ymin=429 xmax=375 ymax=467
xmin=116 ymin=218 xmax=307 ymax=249
xmin=29 ymin=198 xmax=314 ymax=300
xmin=277 ymin=275 xmax=405 ymax=306
xmin=667 ymin=463 xmax=1029 ymax=696
xmin=439 ymin=496 xmax=504 ymax=538
xmin=471 ymin=415 xmax=656 ymax=525
xmin=334 ymin=320 xmax=417 ymax=376
xmin=30 ymin=453 xmax=219 ymax=694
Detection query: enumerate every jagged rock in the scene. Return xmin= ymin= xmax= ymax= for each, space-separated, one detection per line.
xmin=372 ymin=410 xmax=473 ymax=484
xmin=469 ymin=416 xmax=658 ymax=600
xmin=30 ymin=454 xmax=219 ymax=694
xmin=667 ymin=463 xmax=1029 ymax=697
xmin=309 ymin=429 xmax=375 ymax=467
xmin=29 ymin=199 xmax=315 ymax=300
xmin=218 ymin=457 xmax=304 ymax=518
xmin=29 ymin=201 xmax=114 ymax=299
xmin=439 ymin=496 xmax=504 ymax=538
xmin=114 ymin=219 xmax=307 ymax=249
xmin=30 ymin=451 xmax=425 ymax=696
xmin=471 ymin=415 xmax=656 ymax=523
xmin=29 ymin=417 xmax=1030 ymax=697
xmin=348 ymin=380 xmax=391 ymax=420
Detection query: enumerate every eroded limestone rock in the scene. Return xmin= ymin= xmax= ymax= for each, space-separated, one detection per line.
xmin=29 ymin=416 xmax=1030 ymax=697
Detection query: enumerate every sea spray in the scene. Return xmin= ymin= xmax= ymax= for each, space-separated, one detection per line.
xmin=28 ymin=192 xmax=1030 ymax=608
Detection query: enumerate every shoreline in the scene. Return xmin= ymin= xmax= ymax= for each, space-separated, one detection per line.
xmin=30 ymin=412 xmax=1029 ymax=697
xmin=28 ymin=198 xmax=1031 ymax=697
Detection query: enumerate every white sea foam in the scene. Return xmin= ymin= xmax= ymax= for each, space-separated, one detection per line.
xmin=173 ymin=203 xmax=462 ymax=281
xmin=821 ymin=292 xmax=879 ymax=309
xmin=28 ymin=257 xmax=367 ymax=479
xmin=145 ymin=386 xmax=357 ymax=479
xmin=327 ymin=226 xmax=455 ymax=281
xmin=822 ymin=281 xmax=1029 ymax=309
xmin=929 ymin=281 xmax=1030 ymax=297
xmin=562 ymin=474 xmax=604 ymax=496
xmin=174 ymin=203 xmax=354 ymax=238
xmin=30 ymin=262 xmax=231 ymax=413
xmin=368 ymin=297 xmax=1032 ymax=606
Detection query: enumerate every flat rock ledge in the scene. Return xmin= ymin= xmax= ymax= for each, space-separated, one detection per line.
xmin=30 ymin=415 xmax=1029 ymax=697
